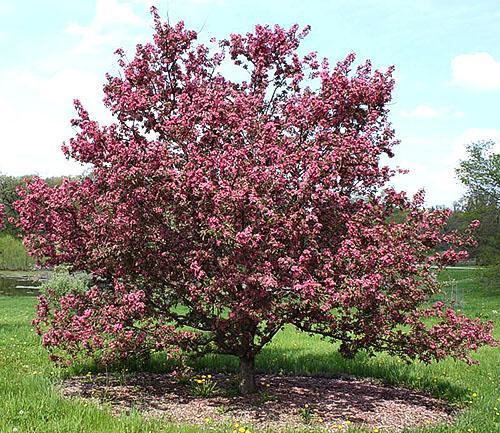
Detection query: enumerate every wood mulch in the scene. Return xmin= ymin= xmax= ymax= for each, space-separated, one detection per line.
xmin=62 ymin=372 xmax=456 ymax=432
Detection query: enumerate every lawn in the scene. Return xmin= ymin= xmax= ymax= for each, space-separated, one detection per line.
xmin=0 ymin=268 xmax=498 ymax=433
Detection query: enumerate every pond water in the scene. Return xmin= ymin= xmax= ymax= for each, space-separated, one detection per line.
xmin=0 ymin=274 xmax=44 ymax=296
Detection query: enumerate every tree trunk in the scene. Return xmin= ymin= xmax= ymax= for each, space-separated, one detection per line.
xmin=239 ymin=355 xmax=257 ymax=394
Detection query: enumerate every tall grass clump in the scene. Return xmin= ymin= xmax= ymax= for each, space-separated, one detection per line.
xmin=478 ymin=263 xmax=500 ymax=292
xmin=0 ymin=234 xmax=33 ymax=270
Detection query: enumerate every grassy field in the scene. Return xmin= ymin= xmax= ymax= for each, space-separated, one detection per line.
xmin=0 ymin=268 xmax=498 ymax=433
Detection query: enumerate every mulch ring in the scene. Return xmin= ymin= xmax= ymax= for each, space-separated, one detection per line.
xmin=62 ymin=372 xmax=457 ymax=432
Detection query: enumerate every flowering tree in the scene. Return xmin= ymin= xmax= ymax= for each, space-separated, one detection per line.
xmin=17 ymin=9 xmax=495 ymax=394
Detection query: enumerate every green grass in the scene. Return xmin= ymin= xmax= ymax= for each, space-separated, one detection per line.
xmin=0 ymin=234 xmax=34 ymax=271
xmin=0 ymin=269 xmax=498 ymax=433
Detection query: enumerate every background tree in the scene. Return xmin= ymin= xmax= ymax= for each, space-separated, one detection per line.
xmin=456 ymin=140 xmax=499 ymax=206
xmin=445 ymin=140 xmax=500 ymax=290
xmin=0 ymin=175 xmax=25 ymax=236
xmin=453 ymin=141 xmax=499 ymax=266
xmin=16 ymin=10 xmax=496 ymax=394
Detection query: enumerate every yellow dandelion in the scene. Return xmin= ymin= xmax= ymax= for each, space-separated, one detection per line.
xmin=472 ymin=392 xmax=478 ymax=398
xmin=196 ymin=379 xmax=203 ymax=384
xmin=304 ymin=403 xmax=309 ymax=408
xmin=233 ymin=430 xmax=237 ymax=433
xmin=345 ymin=420 xmax=351 ymax=425
xmin=239 ymin=427 xmax=246 ymax=433
xmin=202 ymin=375 xmax=206 ymax=379
xmin=207 ymin=375 xmax=212 ymax=379
xmin=373 ymin=428 xmax=380 ymax=433
xmin=234 ymin=423 xmax=239 ymax=428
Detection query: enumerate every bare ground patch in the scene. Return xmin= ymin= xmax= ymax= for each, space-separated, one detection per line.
xmin=62 ymin=372 xmax=456 ymax=431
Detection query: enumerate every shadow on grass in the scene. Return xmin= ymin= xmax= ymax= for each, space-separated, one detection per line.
xmin=68 ymin=345 xmax=468 ymax=406
xmin=197 ymin=350 xmax=466 ymax=402
xmin=258 ymin=347 xmax=468 ymax=403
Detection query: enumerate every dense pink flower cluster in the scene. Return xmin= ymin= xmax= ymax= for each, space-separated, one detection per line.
xmin=16 ymin=8 xmax=496 ymax=389
xmin=402 ymin=302 xmax=496 ymax=364
xmin=33 ymin=280 xmax=198 ymax=365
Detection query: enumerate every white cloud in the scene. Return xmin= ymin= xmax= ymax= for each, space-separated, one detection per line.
xmin=401 ymin=105 xmax=441 ymax=119
xmin=129 ymin=0 xmax=223 ymax=8
xmin=185 ymin=0 xmax=225 ymax=3
xmin=455 ymin=127 xmax=500 ymax=144
xmin=388 ymin=136 xmax=461 ymax=207
xmin=0 ymin=67 xmax=99 ymax=176
xmin=450 ymin=52 xmax=500 ymax=91
xmin=66 ymin=0 xmax=146 ymax=54
xmin=0 ymin=0 xmax=150 ymax=177
xmin=0 ymin=0 xmax=233 ymax=177
xmin=401 ymin=104 xmax=464 ymax=119
xmin=450 ymin=128 xmax=500 ymax=163
xmin=0 ymin=2 xmax=14 ymax=15
xmin=390 ymin=128 xmax=500 ymax=207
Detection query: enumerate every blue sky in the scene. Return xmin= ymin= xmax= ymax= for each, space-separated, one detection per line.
xmin=0 ymin=0 xmax=499 ymax=206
